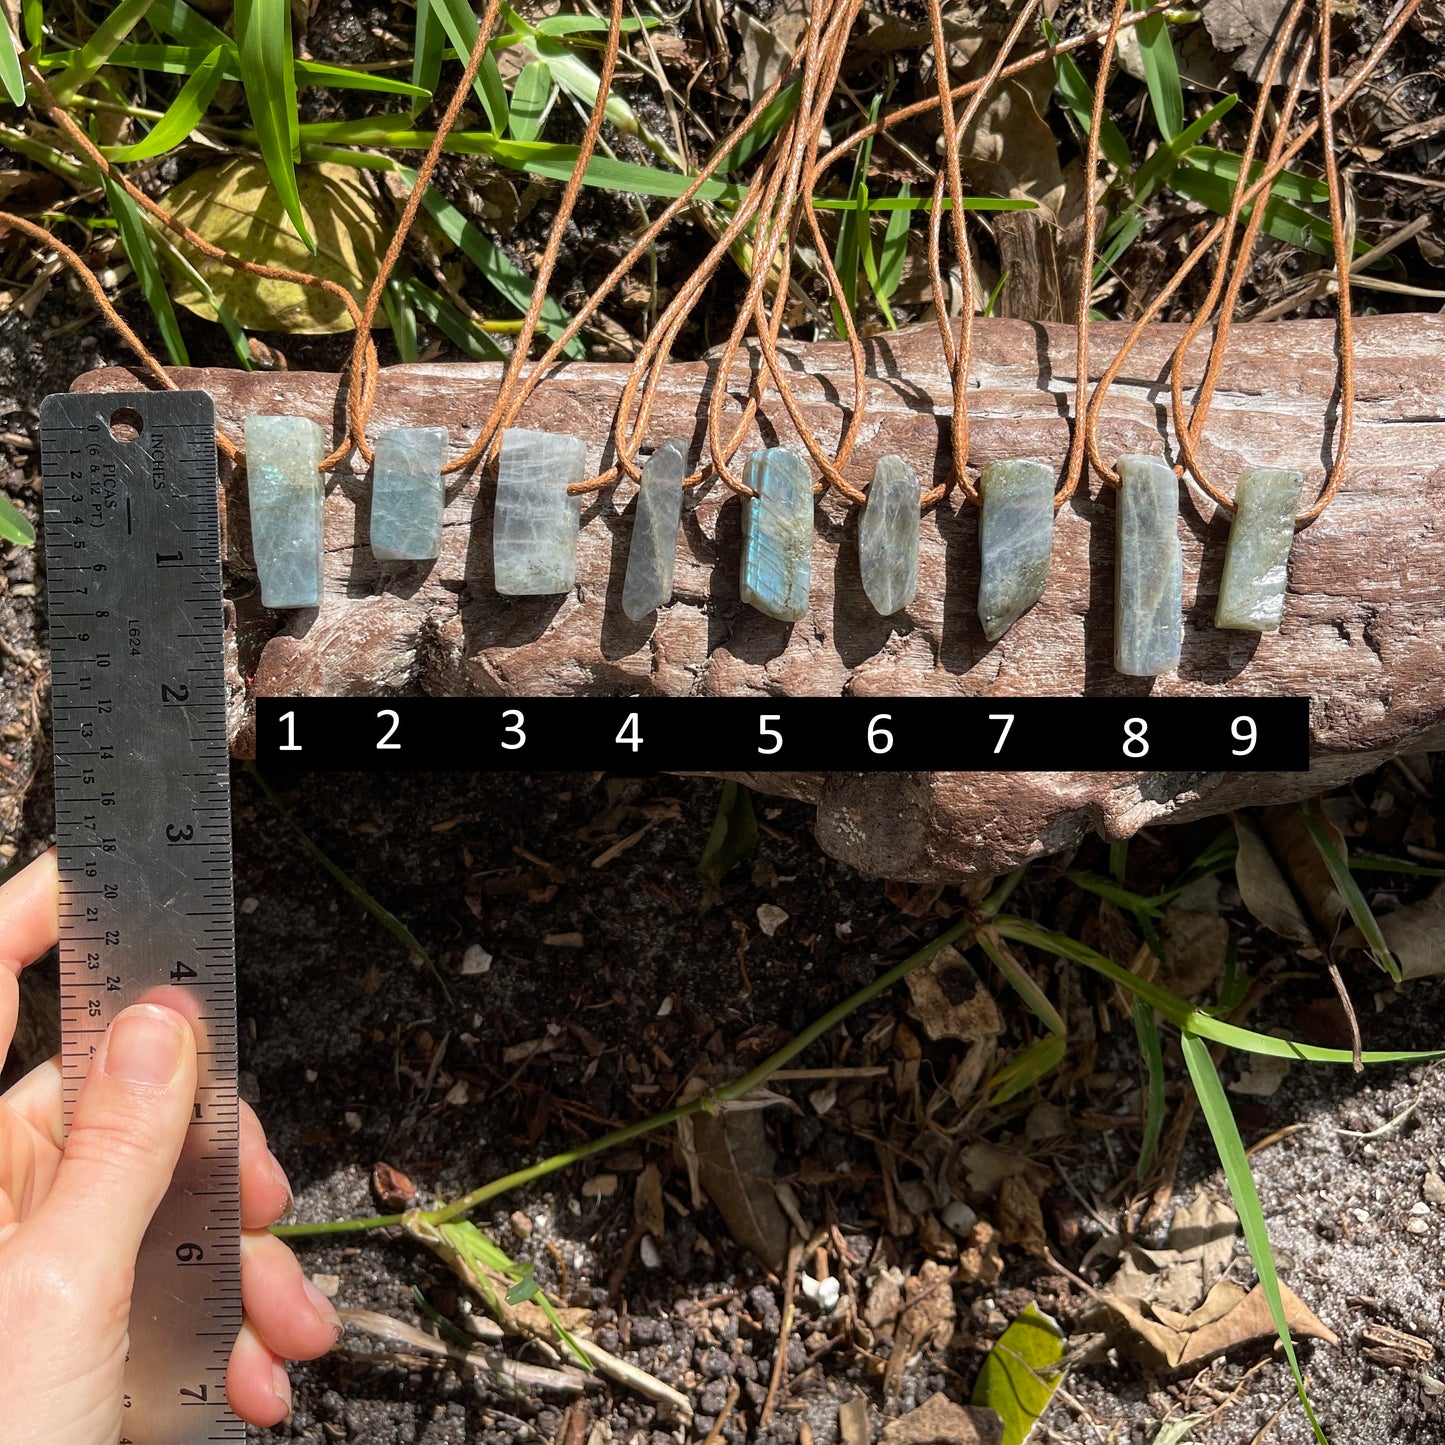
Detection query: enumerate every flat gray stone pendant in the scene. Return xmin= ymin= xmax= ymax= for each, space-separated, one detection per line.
xmin=977 ymin=459 xmax=1054 ymax=641
xmin=739 ymin=448 xmax=813 ymax=622
xmin=621 ymin=439 xmax=688 ymax=621
xmin=493 ymin=429 xmax=586 ymax=595
xmin=371 ymin=426 xmax=446 ymax=562
xmin=1114 ymin=453 xmax=1183 ymax=677
xmin=245 ymin=414 xmax=325 ymax=609
xmin=858 ymin=455 xmax=919 ymax=615
xmin=1215 ymin=467 xmax=1303 ymax=632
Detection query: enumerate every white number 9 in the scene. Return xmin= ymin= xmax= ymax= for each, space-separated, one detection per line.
xmin=1231 ymin=714 xmax=1257 ymax=757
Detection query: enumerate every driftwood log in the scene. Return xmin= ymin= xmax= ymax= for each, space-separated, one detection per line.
xmin=74 ymin=316 xmax=1445 ymax=881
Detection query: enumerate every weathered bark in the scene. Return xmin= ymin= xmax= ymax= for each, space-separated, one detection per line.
xmin=73 ymin=316 xmax=1445 ymax=880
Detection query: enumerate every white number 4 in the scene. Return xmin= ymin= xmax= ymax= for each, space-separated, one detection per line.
xmin=616 ymin=712 xmax=642 ymax=753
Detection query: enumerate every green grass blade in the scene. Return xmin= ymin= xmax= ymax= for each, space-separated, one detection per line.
xmin=429 ymin=0 xmax=508 ymax=134
xmin=102 ymin=172 xmax=190 ymax=364
xmin=717 ymin=73 xmax=801 ymax=173
xmin=0 ymin=14 xmax=25 ymax=107
xmin=1064 ymin=869 xmax=1164 ymax=916
xmin=874 ymin=181 xmax=912 ymax=308
xmin=832 ymin=96 xmax=880 ymax=340
xmin=0 ymin=494 xmax=35 ymax=546
xmin=294 ymin=60 xmax=430 ymax=97
xmin=1129 ymin=0 xmax=1182 ymax=140
xmin=149 ymin=224 xmax=254 ymax=368
xmin=1180 ymin=1032 xmax=1326 ymax=1444
xmin=1183 ymin=146 xmax=1330 ymax=206
xmin=508 ymin=59 xmax=552 ymax=143
xmin=244 ymin=760 xmax=452 ymax=998
xmin=534 ymin=13 xmax=650 ymax=35
xmin=1043 ymin=16 xmax=1130 ymax=174
xmin=21 ymin=0 xmax=42 ymax=50
xmin=408 ymin=167 xmax=582 ymax=356
xmin=1130 ymin=1000 xmax=1165 ymax=1174
xmin=234 ymin=0 xmax=312 ymax=249
xmin=531 ymin=33 xmax=638 ymax=139
xmin=1299 ymin=799 xmax=1400 ymax=980
xmin=985 ymin=1034 xmax=1066 ymax=1106
xmin=145 ymin=0 xmax=230 ymax=48
xmin=1170 ymin=162 xmax=1348 ymax=259
xmin=412 ymin=0 xmax=444 ymax=112
xmin=1349 ymin=854 xmax=1445 ymax=879
xmin=51 ymin=0 xmax=156 ymax=102
xmin=383 ymin=277 xmax=419 ymax=362
xmin=106 ymin=45 xmax=226 ymax=161
xmin=812 ymin=195 xmax=1033 ymax=213
xmin=976 ymin=928 xmax=1066 ymax=1036
xmin=404 ymin=276 xmax=506 ymax=360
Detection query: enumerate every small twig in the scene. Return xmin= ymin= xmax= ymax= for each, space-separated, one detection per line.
xmin=759 ymin=1238 xmax=804 ymax=1430
xmin=1323 ymin=958 xmax=1363 ymax=1072
xmin=338 ymin=1308 xmax=587 ymax=1395
xmin=700 ymin=1379 xmax=741 ymax=1444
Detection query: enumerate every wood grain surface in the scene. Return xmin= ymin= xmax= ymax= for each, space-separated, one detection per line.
xmin=74 ymin=315 xmax=1445 ymax=878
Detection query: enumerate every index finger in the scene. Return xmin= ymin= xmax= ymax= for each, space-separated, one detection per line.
xmin=0 ymin=847 xmax=60 ymax=976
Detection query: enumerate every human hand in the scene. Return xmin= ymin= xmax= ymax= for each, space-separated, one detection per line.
xmin=0 ymin=847 xmax=340 ymax=1440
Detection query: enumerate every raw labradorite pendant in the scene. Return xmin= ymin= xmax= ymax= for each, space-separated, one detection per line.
xmin=1215 ymin=467 xmax=1304 ymax=632
xmin=1114 ymin=453 xmax=1183 ymax=677
xmin=493 ymin=429 xmax=586 ymax=596
xmin=621 ymin=439 xmax=688 ymax=621
xmin=244 ymin=414 xmax=325 ymax=609
xmin=739 ymin=448 xmax=813 ymax=622
xmin=858 ymin=455 xmax=920 ymax=616
xmin=371 ymin=426 xmax=447 ymax=562
xmin=977 ymin=459 xmax=1054 ymax=642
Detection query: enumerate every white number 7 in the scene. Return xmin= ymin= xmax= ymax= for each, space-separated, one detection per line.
xmin=989 ymin=713 xmax=1015 ymax=754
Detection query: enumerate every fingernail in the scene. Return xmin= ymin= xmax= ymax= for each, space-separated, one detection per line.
xmin=302 ymin=1273 xmax=344 ymax=1338
xmin=268 ymin=1149 xmax=294 ymax=1212
xmin=104 ymin=1005 xmax=185 ymax=1087
xmin=271 ymin=1360 xmax=292 ymax=1423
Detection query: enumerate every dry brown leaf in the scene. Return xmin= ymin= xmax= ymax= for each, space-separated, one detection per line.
xmin=634 ymin=1163 xmax=665 ymax=1238
xmin=838 ymin=1395 xmax=873 ymax=1445
xmin=996 ymin=1175 xmax=1049 ymax=1257
xmin=906 ymin=947 xmax=1002 ymax=1043
xmin=726 ymin=0 xmax=809 ymax=106
xmin=957 ymin=1219 xmax=1003 ymax=1286
xmin=684 ymin=1098 xmax=790 ymax=1272
xmin=878 ymin=1391 xmax=1004 ymax=1445
xmin=1160 ymin=898 xmax=1230 ymax=998
xmin=1232 ymin=805 xmax=1346 ymax=949
xmin=1178 ymin=1281 xmax=1338 ymax=1366
xmin=1200 ymin=0 xmax=1300 ymax=81
xmin=1341 ymin=880 xmax=1445 ymax=979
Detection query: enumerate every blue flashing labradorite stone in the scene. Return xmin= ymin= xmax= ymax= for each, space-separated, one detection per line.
xmin=622 ymin=439 xmax=688 ymax=621
xmin=739 ymin=448 xmax=813 ymax=622
xmin=1115 ymin=453 xmax=1183 ymax=677
xmin=245 ymin=414 xmax=325 ymax=609
xmin=371 ymin=426 xmax=447 ymax=562
xmin=977 ymin=459 xmax=1054 ymax=642
xmin=1215 ymin=467 xmax=1303 ymax=632
xmin=858 ymin=455 xmax=920 ymax=616
xmin=493 ymin=429 xmax=586 ymax=595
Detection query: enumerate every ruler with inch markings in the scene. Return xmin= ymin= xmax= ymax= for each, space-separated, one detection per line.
xmin=41 ymin=390 xmax=242 ymax=1443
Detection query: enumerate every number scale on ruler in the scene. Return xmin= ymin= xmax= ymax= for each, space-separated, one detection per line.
xmin=41 ymin=391 xmax=242 ymax=1444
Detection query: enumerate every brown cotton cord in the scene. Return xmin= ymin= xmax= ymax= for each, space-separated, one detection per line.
xmin=1172 ymin=0 xmax=1356 ymax=525
xmin=445 ymin=0 xmax=630 ymax=478
xmin=924 ymin=0 xmax=1045 ymax=509
xmin=705 ymin=0 xmax=854 ymax=496
xmin=21 ymin=62 xmax=374 ymax=469
xmin=1084 ymin=0 xmax=1417 ymax=496
xmin=346 ymin=0 xmax=506 ymax=466
xmin=1057 ymin=0 xmax=1130 ymax=507
xmin=1168 ymin=0 xmax=1310 ymax=510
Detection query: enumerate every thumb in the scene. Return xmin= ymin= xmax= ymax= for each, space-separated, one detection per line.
xmin=32 ymin=1003 xmax=198 ymax=1271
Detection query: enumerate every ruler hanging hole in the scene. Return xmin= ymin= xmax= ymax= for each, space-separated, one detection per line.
xmin=108 ymin=407 xmax=144 ymax=444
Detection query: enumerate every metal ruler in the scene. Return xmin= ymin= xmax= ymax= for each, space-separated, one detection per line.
xmin=41 ymin=390 xmax=243 ymax=1443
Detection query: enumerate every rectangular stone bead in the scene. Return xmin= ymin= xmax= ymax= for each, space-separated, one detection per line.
xmin=1114 ymin=453 xmax=1183 ymax=677
xmin=977 ymin=459 xmax=1054 ymax=641
xmin=740 ymin=449 xmax=813 ymax=622
xmin=371 ymin=426 xmax=447 ymax=562
xmin=244 ymin=414 xmax=325 ymax=609
xmin=493 ymin=429 xmax=585 ymax=595
xmin=1215 ymin=467 xmax=1303 ymax=632
xmin=622 ymin=439 xmax=688 ymax=621
xmin=858 ymin=455 xmax=920 ymax=615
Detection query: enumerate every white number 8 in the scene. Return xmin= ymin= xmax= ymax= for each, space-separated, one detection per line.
xmin=1123 ymin=717 xmax=1148 ymax=758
